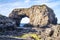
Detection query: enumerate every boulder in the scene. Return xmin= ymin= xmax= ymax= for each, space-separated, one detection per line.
xmin=0 ymin=14 xmax=16 ymax=31
xmin=9 ymin=4 xmax=57 ymax=27
xmin=51 ymin=25 xmax=60 ymax=39
xmin=40 ymin=24 xmax=60 ymax=40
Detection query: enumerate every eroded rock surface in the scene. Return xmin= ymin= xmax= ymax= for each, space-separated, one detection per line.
xmin=9 ymin=4 xmax=57 ymax=27
xmin=0 ymin=4 xmax=59 ymax=40
xmin=0 ymin=14 xmax=16 ymax=31
xmin=40 ymin=24 xmax=60 ymax=40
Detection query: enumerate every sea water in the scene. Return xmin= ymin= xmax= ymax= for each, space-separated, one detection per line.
xmin=20 ymin=23 xmax=27 ymax=27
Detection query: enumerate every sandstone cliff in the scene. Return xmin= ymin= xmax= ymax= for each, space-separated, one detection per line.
xmin=9 ymin=4 xmax=57 ymax=27
xmin=0 ymin=4 xmax=60 ymax=40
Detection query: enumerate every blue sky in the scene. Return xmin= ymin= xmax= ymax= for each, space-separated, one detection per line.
xmin=0 ymin=0 xmax=60 ymax=23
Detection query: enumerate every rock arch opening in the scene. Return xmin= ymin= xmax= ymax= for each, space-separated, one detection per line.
xmin=20 ymin=17 xmax=30 ymax=27
xmin=9 ymin=5 xmax=57 ymax=27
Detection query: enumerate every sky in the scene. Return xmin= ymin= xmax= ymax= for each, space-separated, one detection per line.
xmin=0 ymin=0 xmax=60 ymax=23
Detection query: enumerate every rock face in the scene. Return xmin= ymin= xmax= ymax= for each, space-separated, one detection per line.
xmin=40 ymin=24 xmax=60 ymax=40
xmin=9 ymin=4 xmax=57 ymax=27
xmin=0 ymin=4 xmax=60 ymax=40
xmin=0 ymin=15 xmax=16 ymax=31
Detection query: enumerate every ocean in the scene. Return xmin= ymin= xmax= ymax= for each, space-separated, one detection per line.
xmin=20 ymin=23 xmax=27 ymax=27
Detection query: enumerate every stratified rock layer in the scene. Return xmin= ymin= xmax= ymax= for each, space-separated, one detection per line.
xmin=9 ymin=4 xmax=57 ymax=27
xmin=0 ymin=15 xmax=16 ymax=31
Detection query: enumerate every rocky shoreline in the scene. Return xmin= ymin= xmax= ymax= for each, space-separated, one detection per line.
xmin=0 ymin=4 xmax=60 ymax=40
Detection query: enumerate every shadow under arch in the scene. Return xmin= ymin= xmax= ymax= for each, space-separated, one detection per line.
xmin=16 ymin=14 xmax=30 ymax=26
xmin=9 ymin=13 xmax=34 ymax=27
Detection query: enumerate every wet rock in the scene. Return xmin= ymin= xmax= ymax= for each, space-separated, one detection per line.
xmin=0 ymin=37 xmax=26 ymax=40
xmin=0 ymin=14 xmax=16 ymax=31
xmin=0 ymin=4 xmax=59 ymax=40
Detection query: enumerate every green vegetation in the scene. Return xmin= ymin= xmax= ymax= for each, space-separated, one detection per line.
xmin=15 ymin=33 xmax=41 ymax=40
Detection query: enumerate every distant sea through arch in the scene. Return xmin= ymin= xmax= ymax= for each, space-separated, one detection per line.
xmin=20 ymin=17 xmax=30 ymax=27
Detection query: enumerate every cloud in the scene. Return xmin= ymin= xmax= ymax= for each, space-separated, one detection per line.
xmin=34 ymin=0 xmax=49 ymax=3
xmin=0 ymin=1 xmax=31 ymax=16
xmin=25 ymin=0 xmax=30 ymax=3
xmin=0 ymin=0 xmax=60 ymax=23
xmin=0 ymin=2 xmax=21 ymax=16
xmin=32 ymin=0 xmax=60 ymax=8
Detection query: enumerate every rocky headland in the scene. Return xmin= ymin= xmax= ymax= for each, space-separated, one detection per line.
xmin=0 ymin=4 xmax=60 ymax=40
